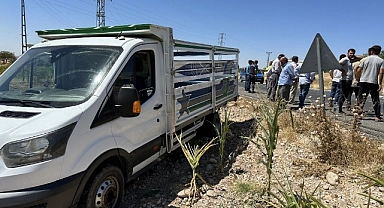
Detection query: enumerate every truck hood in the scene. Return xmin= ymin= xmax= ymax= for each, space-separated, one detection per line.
xmin=0 ymin=105 xmax=82 ymax=148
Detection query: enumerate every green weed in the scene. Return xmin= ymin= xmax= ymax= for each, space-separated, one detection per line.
xmin=176 ymin=133 xmax=216 ymax=203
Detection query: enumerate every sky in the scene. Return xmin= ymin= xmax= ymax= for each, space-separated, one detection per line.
xmin=0 ymin=0 xmax=383 ymax=68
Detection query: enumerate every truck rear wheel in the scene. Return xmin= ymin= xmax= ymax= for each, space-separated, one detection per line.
xmin=80 ymin=165 xmax=124 ymax=208
xmin=198 ymin=112 xmax=221 ymax=138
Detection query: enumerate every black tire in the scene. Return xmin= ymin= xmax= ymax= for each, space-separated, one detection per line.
xmin=197 ymin=112 xmax=221 ymax=138
xmin=80 ymin=165 xmax=124 ymax=208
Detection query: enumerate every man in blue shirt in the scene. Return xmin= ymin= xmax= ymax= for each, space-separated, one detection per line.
xmin=277 ymin=56 xmax=296 ymax=102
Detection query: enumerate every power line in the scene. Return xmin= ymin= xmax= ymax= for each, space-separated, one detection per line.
xmin=31 ymin=0 xmax=95 ymax=28
xmin=39 ymin=0 xmax=78 ymax=27
xmin=45 ymin=0 xmax=94 ymax=18
xmin=104 ymin=1 xmax=159 ymax=25
xmin=30 ymin=0 xmax=216 ymax=44
xmin=165 ymin=0 xmax=265 ymax=53
xmin=166 ymin=0 xmax=215 ymax=32
xmin=24 ymin=0 xmax=266 ymax=60
xmin=33 ymin=0 xmax=73 ymax=28
xmin=111 ymin=1 xmax=216 ymax=42
xmin=107 ymin=3 xmax=124 ymax=24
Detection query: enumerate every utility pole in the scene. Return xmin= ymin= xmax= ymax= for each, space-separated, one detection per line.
xmin=96 ymin=0 xmax=111 ymax=27
xmin=21 ymin=0 xmax=28 ymax=54
xmin=218 ymin=33 xmax=226 ymax=60
xmin=266 ymin=52 xmax=272 ymax=67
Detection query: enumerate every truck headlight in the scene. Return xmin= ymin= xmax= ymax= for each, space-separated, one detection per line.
xmin=0 ymin=123 xmax=76 ymax=168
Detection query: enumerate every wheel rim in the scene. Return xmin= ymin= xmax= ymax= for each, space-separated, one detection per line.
xmin=95 ymin=176 xmax=119 ymax=208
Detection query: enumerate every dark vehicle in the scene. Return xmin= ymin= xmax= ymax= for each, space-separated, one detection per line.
xmin=239 ymin=67 xmax=246 ymax=82
xmin=255 ymin=69 xmax=264 ymax=84
xmin=239 ymin=68 xmax=264 ymax=84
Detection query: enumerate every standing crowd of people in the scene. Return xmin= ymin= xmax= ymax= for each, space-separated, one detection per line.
xmin=265 ymin=54 xmax=315 ymax=108
xmin=327 ymin=46 xmax=384 ymax=122
xmin=242 ymin=44 xmax=383 ymax=122
xmin=244 ymin=59 xmax=259 ymax=93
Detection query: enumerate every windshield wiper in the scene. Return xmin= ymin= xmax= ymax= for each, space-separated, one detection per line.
xmin=0 ymin=99 xmax=54 ymax=108
xmin=20 ymin=100 xmax=54 ymax=108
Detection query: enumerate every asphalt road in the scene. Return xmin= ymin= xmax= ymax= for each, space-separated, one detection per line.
xmin=238 ymin=81 xmax=384 ymax=138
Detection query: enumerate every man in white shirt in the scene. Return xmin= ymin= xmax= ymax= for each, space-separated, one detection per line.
xmin=288 ymin=56 xmax=300 ymax=104
xmin=266 ymin=54 xmax=285 ymax=101
xmin=338 ymin=49 xmax=362 ymax=113
xmin=298 ymin=70 xmax=316 ymax=108
xmin=328 ymin=54 xmax=345 ymax=108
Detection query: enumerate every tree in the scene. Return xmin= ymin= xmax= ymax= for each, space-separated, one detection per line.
xmin=0 ymin=51 xmax=16 ymax=64
xmin=362 ymin=50 xmax=384 ymax=59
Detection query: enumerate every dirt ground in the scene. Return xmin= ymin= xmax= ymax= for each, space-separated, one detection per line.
xmin=121 ymin=97 xmax=384 ymax=208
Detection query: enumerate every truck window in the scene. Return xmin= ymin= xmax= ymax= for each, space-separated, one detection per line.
xmin=115 ymin=50 xmax=155 ymax=103
xmin=9 ymin=53 xmax=55 ymax=91
xmin=0 ymin=46 xmax=122 ymax=108
xmin=92 ymin=50 xmax=156 ymax=127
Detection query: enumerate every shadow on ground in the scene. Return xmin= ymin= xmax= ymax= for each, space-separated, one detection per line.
xmin=121 ymin=118 xmax=256 ymax=207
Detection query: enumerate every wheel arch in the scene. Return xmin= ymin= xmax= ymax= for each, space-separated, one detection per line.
xmin=71 ymin=148 xmax=133 ymax=207
xmin=197 ymin=111 xmax=221 ymax=138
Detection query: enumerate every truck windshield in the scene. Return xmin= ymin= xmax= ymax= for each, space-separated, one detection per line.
xmin=0 ymin=45 xmax=122 ymax=108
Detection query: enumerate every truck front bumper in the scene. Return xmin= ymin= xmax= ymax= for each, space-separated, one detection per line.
xmin=0 ymin=172 xmax=83 ymax=208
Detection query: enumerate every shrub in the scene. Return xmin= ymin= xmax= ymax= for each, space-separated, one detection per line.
xmin=0 ymin=63 xmax=10 ymax=74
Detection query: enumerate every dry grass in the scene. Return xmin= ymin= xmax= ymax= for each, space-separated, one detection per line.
xmin=292 ymin=104 xmax=384 ymax=169
xmin=245 ymin=97 xmax=384 ymax=174
xmin=310 ymin=72 xmax=332 ymax=90
xmin=371 ymin=166 xmax=384 ymax=183
xmin=310 ymin=72 xmax=384 ymax=95
xmin=228 ymin=97 xmax=384 ymax=206
xmin=290 ymin=157 xmax=328 ymax=178
xmin=263 ymin=71 xmax=333 ymax=90
xmin=278 ymin=111 xmax=297 ymax=141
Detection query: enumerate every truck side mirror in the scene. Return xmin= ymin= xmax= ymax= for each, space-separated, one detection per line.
xmin=115 ymin=86 xmax=141 ymax=117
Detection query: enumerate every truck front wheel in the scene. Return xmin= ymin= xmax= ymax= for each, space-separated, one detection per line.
xmin=80 ymin=165 xmax=124 ymax=208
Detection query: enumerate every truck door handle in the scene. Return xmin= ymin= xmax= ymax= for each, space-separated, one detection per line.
xmin=153 ymin=104 xmax=163 ymax=110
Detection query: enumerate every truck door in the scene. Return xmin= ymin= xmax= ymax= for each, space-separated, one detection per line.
xmin=111 ymin=43 xmax=166 ymax=172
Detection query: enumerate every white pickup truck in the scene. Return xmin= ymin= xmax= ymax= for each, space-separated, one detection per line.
xmin=0 ymin=24 xmax=239 ymax=208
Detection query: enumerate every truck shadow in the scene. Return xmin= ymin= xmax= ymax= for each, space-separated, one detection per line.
xmin=121 ymin=118 xmax=256 ymax=207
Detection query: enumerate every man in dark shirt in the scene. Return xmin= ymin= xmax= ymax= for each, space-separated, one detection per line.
xmin=245 ymin=60 xmax=256 ymax=93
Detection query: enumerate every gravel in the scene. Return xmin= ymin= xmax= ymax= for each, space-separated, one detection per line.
xmin=120 ymin=97 xmax=384 ymax=208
